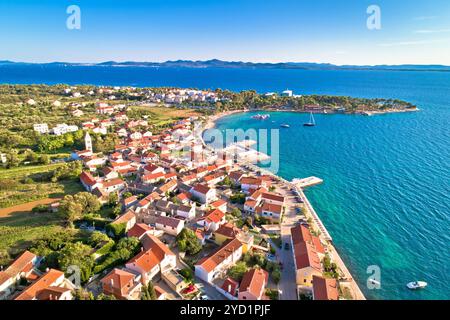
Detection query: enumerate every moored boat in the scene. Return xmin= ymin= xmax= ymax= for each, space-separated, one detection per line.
xmin=406 ymin=281 xmax=427 ymax=290
xmin=303 ymin=112 xmax=316 ymax=127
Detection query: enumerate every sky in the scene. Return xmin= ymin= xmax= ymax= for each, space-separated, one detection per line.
xmin=0 ymin=0 xmax=450 ymax=65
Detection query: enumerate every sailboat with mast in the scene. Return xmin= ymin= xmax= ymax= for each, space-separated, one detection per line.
xmin=303 ymin=112 xmax=316 ymax=127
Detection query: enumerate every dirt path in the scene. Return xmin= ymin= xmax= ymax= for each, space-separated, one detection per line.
xmin=0 ymin=198 xmax=61 ymax=217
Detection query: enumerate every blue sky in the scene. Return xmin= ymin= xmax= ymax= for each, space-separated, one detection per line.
xmin=1 ymin=0 xmax=450 ymax=65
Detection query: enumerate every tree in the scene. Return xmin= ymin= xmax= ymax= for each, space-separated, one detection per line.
xmin=108 ymin=192 xmax=119 ymax=206
xmin=271 ymin=268 xmax=281 ymax=284
xmin=106 ymin=222 xmax=127 ymax=238
xmin=231 ymin=208 xmax=242 ymax=219
xmin=89 ymin=231 xmax=111 ymax=247
xmin=59 ymin=195 xmax=83 ymax=225
xmin=141 ymin=282 xmax=157 ymax=300
xmin=57 ymin=242 xmax=95 ymax=283
xmin=176 ymin=228 xmax=201 ymax=255
xmin=228 ymin=261 xmax=248 ymax=281
xmin=74 ymin=192 xmax=101 ymax=215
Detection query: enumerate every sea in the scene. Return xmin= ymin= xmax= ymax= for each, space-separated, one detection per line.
xmin=0 ymin=64 xmax=449 ymax=300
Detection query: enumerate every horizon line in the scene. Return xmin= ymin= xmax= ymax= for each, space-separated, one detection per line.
xmin=1 ymin=58 xmax=450 ymax=68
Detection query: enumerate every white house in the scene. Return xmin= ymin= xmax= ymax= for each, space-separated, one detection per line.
xmin=176 ymin=204 xmax=196 ymax=220
xmin=196 ymin=209 xmax=226 ymax=232
xmin=154 ymin=216 xmax=184 ymax=236
xmin=194 ymin=238 xmax=243 ymax=283
xmin=190 ymin=184 xmax=216 ymax=204
xmin=33 ymin=123 xmax=49 ymax=134
xmin=125 ymin=234 xmax=176 ymax=285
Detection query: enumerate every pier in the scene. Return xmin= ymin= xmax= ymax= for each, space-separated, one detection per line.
xmin=292 ymin=176 xmax=323 ymax=188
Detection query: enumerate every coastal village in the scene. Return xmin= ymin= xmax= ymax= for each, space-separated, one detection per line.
xmin=0 ymin=85 xmax=368 ymax=301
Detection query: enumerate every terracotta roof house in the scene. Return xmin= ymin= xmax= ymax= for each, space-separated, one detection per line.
xmin=238 ymin=268 xmax=269 ymax=300
xmin=102 ymin=178 xmax=126 ymax=194
xmin=154 ymin=215 xmax=184 ymax=236
xmin=158 ymin=179 xmax=178 ymax=194
xmin=291 ymin=225 xmax=325 ymax=255
xmin=210 ymin=199 xmax=227 ymax=212
xmin=14 ymin=269 xmax=75 ymax=300
xmin=100 ymin=268 xmax=142 ymax=300
xmin=197 ymin=209 xmax=226 ymax=232
xmin=190 ymin=183 xmax=216 ymax=204
xmin=127 ymin=223 xmax=153 ymax=239
xmin=0 ymin=251 xmax=38 ymax=300
xmin=312 ymin=275 xmax=339 ymax=300
xmin=111 ymin=210 xmax=136 ymax=232
xmin=80 ymin=171 xmax=101 ymax=192
xmin=221 ymin=277 xmax=239 ymax=297
xmin=256 ymin=202 xmax=283 ymax=222
xmin=292 ymin=241 xmax=322 ymax=288
xmin=195 ymin=238 xmax=243 ymax=283
xmin=126 ymin=234 xmax=176 ymax=285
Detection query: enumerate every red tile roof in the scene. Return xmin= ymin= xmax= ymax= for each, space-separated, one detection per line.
xmin=127 ymin=249 xmax=160 ymax=273
xmin=80 ymin=171 xmax=97 ymax=186
xmin=293 ymin=242 xmax=321 ymax=272
xmin=196 ymin=238 xmax=242 ymax=273
xmin=221 ymin=277 xmax=239 ymax=295
xmin=127 ymin=223 xmax=153 ymax=238
xmin=113 ymin=210 xmax=136 ymax=225
xmin=203 ymin=209 xmax=225 ymax=224
xmin=140 ymin=234 xmax=175 ymax=259
xmin=155 ymin=215 xmax=183 ymax=229
xmin=313 ymin=275 xmax=339 ymax=300
xmin=101 ymin=268 xmax=137 ymax=299
xmin=15 ymin=269 xmax=64 ymax=300
xmin=192 ymin=183 xmax=211 ymax=195
xmin=239 ymin=268 xmax=268 ymax=298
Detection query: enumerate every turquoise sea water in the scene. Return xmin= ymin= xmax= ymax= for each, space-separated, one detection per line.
xmin=1 ymin=65 xmax=449 ymax=299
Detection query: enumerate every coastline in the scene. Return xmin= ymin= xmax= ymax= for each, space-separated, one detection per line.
xmin=203 ymin=107 xmax=419 ymax=130
xmin=202 ymin=110 xmax=366 ymax=300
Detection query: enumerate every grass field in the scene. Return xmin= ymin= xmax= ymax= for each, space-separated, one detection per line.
xmin=129 ymin=105 xmax=203 ymax=126
xmin=0 ymin=163 xmax=83 ymax=208
xmin=0 ymin=163 xmax=85 ymax=265
xmin=0 ymin=210 xmax=65 ymax=265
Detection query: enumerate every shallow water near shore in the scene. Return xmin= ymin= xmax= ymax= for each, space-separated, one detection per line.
xmin=2 ymin=65 xmax=449 ymax=299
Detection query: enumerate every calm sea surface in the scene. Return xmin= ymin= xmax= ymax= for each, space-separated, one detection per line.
xmin=1 ymin=64 xmax=449 ymax=299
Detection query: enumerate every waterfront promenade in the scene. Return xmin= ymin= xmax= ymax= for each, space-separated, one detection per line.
xmin=200 ymin=113 xmax=366 ymax=300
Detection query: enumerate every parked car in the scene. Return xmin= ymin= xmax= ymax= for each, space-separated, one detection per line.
xmin=284 ymin=242 xmax=290 ymax=250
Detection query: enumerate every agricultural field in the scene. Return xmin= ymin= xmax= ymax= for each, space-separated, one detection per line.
xmin=0 ymin=163 xmax=83 ymax=209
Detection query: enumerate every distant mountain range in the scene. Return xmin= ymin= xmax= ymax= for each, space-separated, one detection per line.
xmin=1 ymin=59 xmax=449 ymax=72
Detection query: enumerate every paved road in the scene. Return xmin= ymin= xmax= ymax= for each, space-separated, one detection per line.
xmin=275 ymin=182 xmax=303 ymax=300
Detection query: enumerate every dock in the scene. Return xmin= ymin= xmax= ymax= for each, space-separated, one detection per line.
xmin=292 ymin=176 xmax=323 ymax=188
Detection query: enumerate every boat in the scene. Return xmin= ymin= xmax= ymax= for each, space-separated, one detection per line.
xmin=280 ymin=124 xmax=290 ymax=128
xmin=251 ymin=114 xmax=270 ymax=120
xmin=303 ymin=112 xmax=316 ymax=127
xmin=406 ymin=281 xmax=428 ymax=290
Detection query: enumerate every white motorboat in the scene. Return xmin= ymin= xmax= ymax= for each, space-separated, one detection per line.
xmin=406 ymin=281 xmax=427 ymax=290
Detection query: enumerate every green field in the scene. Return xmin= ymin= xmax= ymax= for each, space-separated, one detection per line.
xmin=0 ymin=210 xmax=65 ymax=265
xmin=0 ymin=163 xmax=84 ymax=208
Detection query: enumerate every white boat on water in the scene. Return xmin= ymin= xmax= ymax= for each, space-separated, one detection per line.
xmin=406 ymin=281 xmax=427 ymax=290
xmin=251 ymin=114 xmax=270 ymax=120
